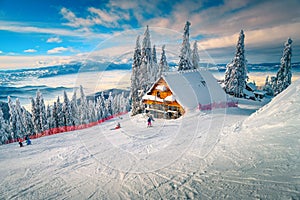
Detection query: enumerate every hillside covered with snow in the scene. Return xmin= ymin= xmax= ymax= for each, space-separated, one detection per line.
xmin=0 ymin=81 xmax=299 ymax=199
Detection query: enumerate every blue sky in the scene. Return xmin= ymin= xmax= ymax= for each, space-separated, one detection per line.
xmin=0 ymin=0 xmax=300 ymax=69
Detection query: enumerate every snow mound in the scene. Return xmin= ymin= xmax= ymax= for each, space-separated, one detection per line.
xmin=202 ymin=81 xmax=300 ymax=199
xmin=244 ymin=79 xmax=300 ymax=128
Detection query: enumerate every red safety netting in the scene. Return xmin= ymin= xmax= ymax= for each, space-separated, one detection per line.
xmin=5 ymin=112 xmax=128 ymax=145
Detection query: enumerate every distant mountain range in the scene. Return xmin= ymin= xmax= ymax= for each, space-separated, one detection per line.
xmin=0 ymin=61 xmax=131 ymax=86
xmin=210 ymin=62 xmax=300 ymax=72
xmin=1 ymin=61 xmax=300 ymax=85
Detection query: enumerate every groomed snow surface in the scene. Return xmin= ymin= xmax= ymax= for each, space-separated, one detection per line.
xmin=1 ymin=81 xmax=300 ymax=199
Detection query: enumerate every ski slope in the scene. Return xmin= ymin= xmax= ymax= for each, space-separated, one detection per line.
xmin=0 ymin=81 xmax=300 ymax=199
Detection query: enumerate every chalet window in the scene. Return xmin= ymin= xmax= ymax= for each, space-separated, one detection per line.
xmin=157 ymin=91 xmax=160 ymax=98
xmin=168 ymin=106 xmax=179 ymax=111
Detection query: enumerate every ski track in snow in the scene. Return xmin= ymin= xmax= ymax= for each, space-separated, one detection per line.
xmin=1 ymin=85 xmax=300 ymax=199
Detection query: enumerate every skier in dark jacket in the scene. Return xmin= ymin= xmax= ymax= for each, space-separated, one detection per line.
xmin=147 ymin=115 xmax=154 ymax=127
xmin=26 ymin=136 xmax=31 ymax=145
xmin=19 ymin=140 xmax=23 ymax=147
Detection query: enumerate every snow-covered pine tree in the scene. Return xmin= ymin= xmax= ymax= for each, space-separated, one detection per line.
xmin=112 ymin=94 xmax=120 ymax=115
xmin=95 ymin=96 xmax=103 ymax=120
xmin=62 ymin=91 xmax=72 ymax=126
xmin=56 ymin=96 xmax=64 ymax=127
xmin=15 ymin=98 xmax=25 ymax=138
xmin=192 ymin=41 xmax=200 ymax=69
xmin=152 ymin=45 xmax=159 ymax=81
xmin=122 ymin=92 xmax=130 ymax=113
xmin=178 ymin=21 xmax=193 ymax=71
xmin=8 ymin=96 xmax=17 ymax=140
xmin=262 ymin=76 xmax=274 ymax=96
xmin=51 ymin=102 xmax=59 ymax=129
xmin=88 ymin=100 xmax=96 ymax=123
xmin=272 ymin=38 xmax=293 ymax=96
xmin=40 ymin=95 xmax=48 ymax=132
xmin=99 ymin=92 xmax=107 ymax=118
xmin=131 ymin=35 xmax=142 ymax=116
xmin=0 ymin=108 xmax=9 ymax=144
xmin=46 ymin=105 xmax=53 ymax=130
xmin=152 ymin=45 xmax=157 ymax=64
xmin=105 ymin=92 xmax=113 ymax=117
xmin=78 ymin=85 xmax=89 ymax=124
xmin=158 ymin=45 xmax=168 ymax=78
xmin=141 ymin=25 xmax=152 ymax=82
xmin=31 ymin=90 xmax=42 ymax=134
xmin=70 ymin=90 xmax=79 ymax=125
xmin=22 ymin=106 xmax=34 ymax=136
xmin=224 ymin=30 xmax=248 ymax=97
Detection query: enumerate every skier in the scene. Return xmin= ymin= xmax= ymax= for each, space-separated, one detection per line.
xmin=147 ymin=115 xmax=154 ymax=127
xmin=19 ymin=140 xmax=23 ymax=147
xmin=26 ymin=137 xmax=31 ymax=145
xmin=115 ymin=122 xmax=121 ymax=129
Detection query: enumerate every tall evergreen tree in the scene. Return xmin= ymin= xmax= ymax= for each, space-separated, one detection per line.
xmin=141 ymin=25 xmax=152 ymax=90
xmin=23 ymin=106 xmax=33 ymax=136
xmin=224 ymin=30 xmax=248 ymax=97
xmin=105 ymin=92 xmax=113 ymax=116
xmin=40 ymin=95 xmax=47 ymax=132
xmin=142 ymin=25 xmax=152 ymax=69
xmin=263 ymin=76 xmax=274 ymax=96
xmin=31 ymin=90 xmax=43 ymax=134
xmin=130 ymin=26 xmax=166 ymax=115
xmin=79 ymin=85 xmax=89 ymax=124
xmin=70 ymin=90 xmax=79 ymax=125
xmin=119 ymin=92 xmax=129 ymax=113
xmin=192 ymin=41 xmax=200 ymax=69
xmin=178 ymin=21 xmax=193 ymax=71
xmin=158 ymin=45 xmax=169 ymax=78
xmin=8 ymin=96 xmax=17 ymax=140
xmin=131 ymin=35 xmax=142 ymax=116
xmin=152 ymin=45 xmax=157 ymax=64
xmin=0 ymin=108 xmax=9 ymax=144
xmin=99 ymin=92 xmax=107 ymax=118
xmin=56 ymin=96 xmax=64 ymax=127
xmin=152 ymin=45 xmax=159 ymax=82
xmin=51 ymin=102 xmax=59 ymax=129
xmin=272 ymin=38 xmax=293 ymax=95
xmin=88 ymin=100 xmax=96 ymax=122
xmin=46 ymin=105 xmax=53 ymax=130
xmin=95 ymin=96 xmax=103 ymax=120
xmin=15 ymin=98 xmax=25 ymax=138
xmin=62 ymin=91 xmax=72 ymax=126
xmin=112 ymin=94 xmax=120 ymax=114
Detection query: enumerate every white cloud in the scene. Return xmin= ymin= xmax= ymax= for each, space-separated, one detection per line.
xmin=60 ymin=7 xmax=94 ymax=28
xmin=142 ymin=0 xmax=300 ymax=39
xmin=0 ymin=55 xmax=76 ymax=69
xmin=0 ymin=20 xmax=110 ymax=39
xmin=0 ymin=50 xmax=3 ymax=54
xmin=24 ymin=49 xmax=37 ymax=53
xmin=47 ymin=37 xmax=62 ymax=43
xmin=47 ymin=47 xmax=70 ymax=54
xmin=198 ymin=22 xmax=300 ymax=50
xmin=60 ymin=7 xmax=130 ymax=29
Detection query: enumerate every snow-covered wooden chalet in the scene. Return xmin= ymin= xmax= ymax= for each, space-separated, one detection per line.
xmin=142 ymin=69 xmax=237 ymax=119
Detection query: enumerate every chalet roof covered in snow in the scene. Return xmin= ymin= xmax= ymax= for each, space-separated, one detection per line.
xmin=159 ymin=69 xmax=229 ymax=110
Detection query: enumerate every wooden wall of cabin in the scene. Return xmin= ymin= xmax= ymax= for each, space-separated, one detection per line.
xmin=143 ymin=78 xmax=185 ymax=119
xmin=149 ymin=78 xmax=172 ymax=99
